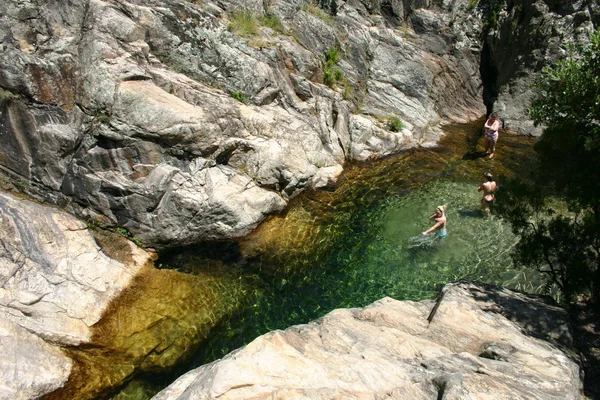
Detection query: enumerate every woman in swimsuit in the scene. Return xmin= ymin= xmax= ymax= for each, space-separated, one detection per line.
xmin=483 ymin=113 xmax=501 ymax=159
xmin=478 ymin=172 xmax=496 ymax=212
xmin=422 ymin=205 xmax=447 ymax=237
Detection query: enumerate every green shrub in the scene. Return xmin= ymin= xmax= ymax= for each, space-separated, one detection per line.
xmin=228 ymin=11 xmax=258 ymax=37
xmin=95 ymin=111 xmax=111 ymax=123
xmin=343 ymin=82 xmax=353 ymax=100
xmin=482 ymin=0 xmax=506 ymax=32
xmin=114 ymin=226 xmax=144 ymax=247
xmin=0 ymin=89 xmax=17 ymax=106
xmin=231 ymin=91 xmax=250 ymax=104
xmin=387 ymin=116 xmax=405 ymax=132
xmin=259 ymin=14 xmax=285 ymax=34
xmin=325 ymin=47 xmax=341 ymax=64
xmin=323 ymin=47 xmax=344 ymax=88
xmin=302 ymin=1 xmax=335 ymax=25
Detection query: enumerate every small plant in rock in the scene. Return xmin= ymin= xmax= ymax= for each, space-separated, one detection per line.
xmin=302 ymin=1 xmax=335 ymax=25
xmin=95 ymin=111 xmax=111 ymax=123
xmin=387 ymin=116 xmax=405 ymax=132
xmin=343 ymin=82 xmax=353 ymax=100
xmin=171 ymin=62 xmax=186 ymax=73
xmin=323 ymin=46 xmax=344 ymax=88
xmin=259 ymin=14 xmax=285 ymax=34
xmin=466 ymin=0 xmax=478 ymax=10
xmin=0 ymin=88 xmax=18 ymax=106
xmin=231 ymin=91 xmax=251 ymax=104
xmin=248 ymin=37 xmax=274 ymax=49
xmin=482 ymin=0 xmax=506 ymax=32
xmin=114 ymin=226 xmax=144 ymax=247
xmin=398 ymin=24 xmax=410 ymax=39
xmin=86 ymin=218 xmax=107 ymax=230
xmin=12 ymin=177 xmax=30 ymax=192
xmin=227 ymin=11 xmax=259 ymax=37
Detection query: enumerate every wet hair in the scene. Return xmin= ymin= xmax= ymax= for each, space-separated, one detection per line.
xmin=483 ymin=172 xmax=494 ymax=182
xmin=489 ymin=112 xmax=498 ymax=119
xmin=436 ymin=205 xmax=447 ymax=214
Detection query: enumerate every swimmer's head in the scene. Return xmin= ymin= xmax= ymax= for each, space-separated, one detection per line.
xmin=483 ymin=172 xmax=494 ymax=182
xmin=436 ymin=205 xmax=447 ymax=215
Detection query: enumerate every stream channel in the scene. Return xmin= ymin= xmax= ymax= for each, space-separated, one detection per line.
xmin=118 ymin=118 xmax=541 ymax=398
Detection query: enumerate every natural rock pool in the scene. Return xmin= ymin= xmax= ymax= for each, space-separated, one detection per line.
xmin=110 ymin=118 xmax=540 ymax=399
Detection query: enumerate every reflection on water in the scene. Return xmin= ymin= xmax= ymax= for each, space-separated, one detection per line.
xmin=125 ymin=119 xmax=541 ymax=397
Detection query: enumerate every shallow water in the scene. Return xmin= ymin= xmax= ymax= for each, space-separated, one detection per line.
xmin=118 ymin=119 xmax=541 ymax=398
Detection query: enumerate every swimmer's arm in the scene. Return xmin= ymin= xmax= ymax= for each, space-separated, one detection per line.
xmin=422 ymin=221 xmax=443 ymax=235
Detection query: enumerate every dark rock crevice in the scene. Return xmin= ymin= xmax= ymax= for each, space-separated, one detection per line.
xmin=479 ymin=40 xmax=498 ymax=116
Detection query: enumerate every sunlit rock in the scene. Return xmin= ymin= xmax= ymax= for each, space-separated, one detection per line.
xmin=0 ymin=0 xmax=488 ymax=249
xmin=0 ymin=191 xmax=150 ymax=345
xmin=0 ymin=191 xmax=153 ymax=398
xmin=47 ymin=265 xmax=251 ymax=400
xmin=0 ymin=190 xmax=255 ymax=399
xmin=153 ymin=281 xmax=580 ymax=400
xmin=0 ymin=319 xmax=72 ymax=400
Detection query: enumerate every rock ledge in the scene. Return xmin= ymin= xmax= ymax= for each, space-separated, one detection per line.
xmin=153 ymin=281 xmax=580 ymax=400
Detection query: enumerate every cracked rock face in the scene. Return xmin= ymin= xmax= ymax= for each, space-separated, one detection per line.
xmin=0 ymin=0 xmax=592 ymax=247
xmin=0 ymin=191 xmax=154 ymax=398
xmin=152 ymin=281 xmax=581 ymax=400
xmin=0 ymin=190 xmax=262 ymax=400
xmin=0 ymin=192 xmax=151 ymax=345
xmin=0 ymin=319 xmax=72 ymax=400
xmin=0 ymin=0 xmax=487 ymax=249
xmin=482 ymin=0 xmax=597 ymax=135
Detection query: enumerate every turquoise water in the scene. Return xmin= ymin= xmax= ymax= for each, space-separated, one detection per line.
xmin=167 ymin=179 xmax=540 ymax=377
xmin=119 ymin=121 xmax=541 ymax=397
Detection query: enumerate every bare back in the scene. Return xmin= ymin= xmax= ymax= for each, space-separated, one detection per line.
xmin=481 ymin=181 xmax=496 ymax=200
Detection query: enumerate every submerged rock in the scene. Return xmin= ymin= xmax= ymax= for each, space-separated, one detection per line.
xmin=0 ymin=191 xmax=153 ymax=398
xmin=0 ymin=190 xmax=258 ymax=399
xmin=46 ymin=264 xmax=251 ymax=400
xmin=0 ymin=191 xmax=151 ymax=345
xmin=153 ymin=281 xmax=581 ymax=399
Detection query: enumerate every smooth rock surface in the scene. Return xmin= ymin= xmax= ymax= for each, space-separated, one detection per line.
xmin=153 ymin=281 xmax=581 ymax=400
xmin=0 ymin=191 xmax=154 ymax=398
xmin=0 ymin=319 xmax=72 ymax=400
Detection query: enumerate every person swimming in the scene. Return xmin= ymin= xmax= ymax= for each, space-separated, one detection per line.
xmin=422 ymin=205 xmax=447 ymax=237
xmin=477 ymin=172 xmax=496 ymax=212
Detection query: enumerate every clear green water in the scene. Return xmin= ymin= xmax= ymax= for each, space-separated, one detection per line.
xmin=117 ymin=120 xmax=542 ymax=398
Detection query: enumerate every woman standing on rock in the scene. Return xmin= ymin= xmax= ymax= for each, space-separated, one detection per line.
xmin=483 ymin=113 xmax=501 ymax=159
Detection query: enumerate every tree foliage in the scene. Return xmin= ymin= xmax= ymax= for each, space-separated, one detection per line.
xmin=496 ymin=30 xmax=600 ymax=305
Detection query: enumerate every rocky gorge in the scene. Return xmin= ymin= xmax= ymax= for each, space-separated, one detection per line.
xmin=0 ymin=0 xmax=598 ymax=399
